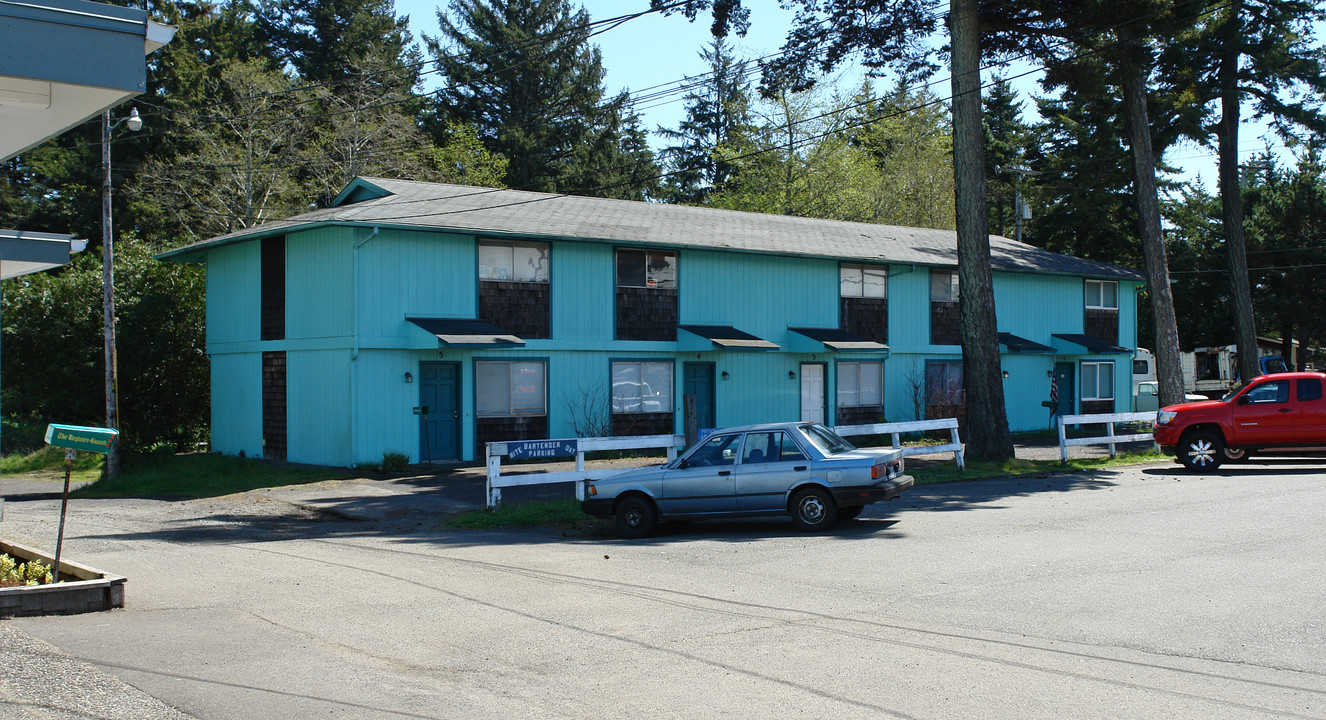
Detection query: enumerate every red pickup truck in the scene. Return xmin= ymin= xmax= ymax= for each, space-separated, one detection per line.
xmin=1154 ymin=371 xmax=1326 ymax=471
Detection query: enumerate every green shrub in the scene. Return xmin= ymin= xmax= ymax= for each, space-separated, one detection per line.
xmin=0 ymin=554 xmax=54 ymax=587
xmin=381 ymin=451 xmax=410 ymax=473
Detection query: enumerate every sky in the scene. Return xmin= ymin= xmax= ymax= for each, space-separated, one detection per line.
xmin=394 ymin=0 xmax=1303 ymax=194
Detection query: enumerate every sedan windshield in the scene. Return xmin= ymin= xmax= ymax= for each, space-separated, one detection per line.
xmin=800 ymin=423 xmax=857 ymax=455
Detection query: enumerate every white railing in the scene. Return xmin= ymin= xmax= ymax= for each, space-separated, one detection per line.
xmin=1056 ymin=411 xmax=1157 ymax=463
xmin=485 ymin=434 xmax=685 ymax=509
xmin=833 ymin=418 xmax=965 ymax=471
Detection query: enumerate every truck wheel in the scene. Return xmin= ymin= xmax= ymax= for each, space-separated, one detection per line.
xmin=1178 ymin=430 xmax=1225 ymax=472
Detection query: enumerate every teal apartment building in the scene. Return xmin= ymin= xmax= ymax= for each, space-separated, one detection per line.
xmin=160 ymin=177 xmax=1142 ymax=465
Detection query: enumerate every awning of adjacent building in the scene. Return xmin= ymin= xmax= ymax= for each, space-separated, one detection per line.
xmin=0 ymin=230 xmax=86 ymax=279
xmin=678 ymin=324 xmax=779 ymax=351
xmin=1051 ymin=333 xmax=1130 ymax=354
xmin=788 ymin=327 xmax=888 ymax=353
xmin=998 ymin=332 xmax=1057 ymax=354
xmin=406 ymin=317 xmax=525 ymax=347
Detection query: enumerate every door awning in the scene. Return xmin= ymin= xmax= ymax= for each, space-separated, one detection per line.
xmin=998 ymin=332 xmax=1057 ymax=354
xmin=406 ymin=317 xmax=524 ymax=347
xmin=788 ymin=327 xmax=888 ymax=353
xmin=0 ymin=230 xmax=86 ymax=279
xmin=678 ymin=325 xmax=779 ymax=351
xmin=1051 ymin=333 xmax=1130 ymax=354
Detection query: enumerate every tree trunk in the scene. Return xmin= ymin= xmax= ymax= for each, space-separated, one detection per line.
xmin=1218 ymin=0 xmax=1260 ymax=383
xmin=1120 ymin=43 xmax=1185 ymax=407
xmin=950 ymin=0 xmax=1013 ymax=460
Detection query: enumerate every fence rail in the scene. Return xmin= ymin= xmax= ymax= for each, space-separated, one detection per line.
xmin=485 ymin=434 xmax=684 ymax=509
xmin=1056 ymin=411 xmax=1157 ymax=463
xmin=834 ymin=418 xmax=965 ymax=471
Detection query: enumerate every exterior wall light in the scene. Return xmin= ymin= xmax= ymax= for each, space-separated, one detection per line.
xmin=404 ymin=372 xmax=413 ymax=383
xmin=721 ymin=371 xmax=730 ymax=380
xmin=788 ymin=370 xmax=797 ymax=380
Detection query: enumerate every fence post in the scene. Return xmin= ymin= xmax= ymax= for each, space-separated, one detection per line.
xmin=891 ymin=432 xmax=901 ymax=450
xmin=1058 ymin=417 xmax=1068 ymax=465
xmin=575 ymin=450 xmax=586 ymax=501
xmin=486 ymin=444 xmax=503 ymax=509
xmin=1106 ymin=419 xmax=1118 ymax=459
xmin=950 ymin=424 xmax=965 ymax=471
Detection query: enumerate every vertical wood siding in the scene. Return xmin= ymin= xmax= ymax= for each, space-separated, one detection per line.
xmin=286 ymin=229 xmax=352 ymax=340
xmin=210 ymin=352 xmax=261 ymax=457
xmin=205 ymin=242 xmax=259 ymax=346
xmin=287 ymin=349 xmax=351 ymax=466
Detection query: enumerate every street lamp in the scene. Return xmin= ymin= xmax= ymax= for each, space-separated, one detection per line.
xmin=102 ymin=106 xmax=141 ymax=478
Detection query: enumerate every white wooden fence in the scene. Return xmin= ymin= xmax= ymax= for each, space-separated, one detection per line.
xmin=485 ymin=434 xmax=684 ymax=509
xmin=834 ymin=418 xmax=965 ymax=470
xmin=1056 ymin=411 xmax=1157 ymax=463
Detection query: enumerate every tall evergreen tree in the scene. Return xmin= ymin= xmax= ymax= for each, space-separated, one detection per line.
xmin=1171 ymin=0 xmax=1326 ymax=381
xmin=426 ymin=0 xmax=655 ymax=197
xmin=657 ymin=38 xmax=754 ymax=204
xmin=982 ymin=77 xmax=1035 ymax=240
xmin=254 ymin=0 xmax=416 ymax=86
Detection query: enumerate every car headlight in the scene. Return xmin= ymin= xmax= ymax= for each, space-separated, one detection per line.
xmin=1156 ymin=410 xmax=1177 ymax=425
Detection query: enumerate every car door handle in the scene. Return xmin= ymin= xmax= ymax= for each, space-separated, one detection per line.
xmin=795 ymin=466 xmax=807 ymax=471
xmin=1279 ymin=408 xmax=1292 ymax=413
xmin=718 ymin=470 xmax=731 ymax=476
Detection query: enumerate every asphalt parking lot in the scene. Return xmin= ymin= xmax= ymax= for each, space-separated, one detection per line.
xmin=2 ymin=453 xmax=1325 ymax=719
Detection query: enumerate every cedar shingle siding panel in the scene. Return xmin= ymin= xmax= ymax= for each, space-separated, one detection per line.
xmin=616 ymin=287 xmax=678 ymax=341
xmin=840 ymin=297 xmax=888 ymax=345
xmin=930 ymin=301 xmax=961 ymax=346
xmin=836 ymin=405 xmax=883 ymax=426
xmin=479 ymin=281 xmax=550 ymax=339
xmin=476 ymin=415 xmax=548 ymax=455
xmin=1081 ymin=399 xmax=1114 ymax=415
xmin=260 ymin=236 xmax=285 ymax=341
xmin=1084 ymin=309 xmax=1119 ymax=345
xmin=262 ymin=351 xmax=287 ymax=461
xmin=611 ymin=412 xmax=672 ymax=437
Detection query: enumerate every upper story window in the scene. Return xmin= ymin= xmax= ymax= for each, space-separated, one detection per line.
xmin=478 ymin=240 xmax=549 ymax=283
xmin=616 ymin=249 xmax=678 ymax=341
xmin=617 ymin=250 xmax=676 ymax=289
xmin=931 ymin=270 xmax=959 ymax=302
xmin=1085 ymin=279 xmax=1118 ymax=310
xmin=840 ymin=264 xmax=887 ymax=299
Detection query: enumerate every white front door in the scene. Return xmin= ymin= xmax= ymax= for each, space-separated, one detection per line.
xmin=800 ymin=364 xmax=825 ymax=423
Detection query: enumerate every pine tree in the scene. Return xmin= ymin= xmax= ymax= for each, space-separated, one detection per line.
xmin=254 ymin=0 xmax=416 ymax=86
xmin=426 ymin=0 xmax=656 ymax=196
xmin=657 ymin=38 xmax=754 ymax=205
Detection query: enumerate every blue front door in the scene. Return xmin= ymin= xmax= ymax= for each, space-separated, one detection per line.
xmin=684 ymin=362 xmax=715 ymax=431
xmin=420 ymin=362 xmax=460 ymax=462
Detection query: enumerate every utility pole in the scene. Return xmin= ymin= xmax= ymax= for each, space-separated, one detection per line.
xmin=102 ymin=107 xmax=141 ymax=479
xmin=993 ymin=164 xmax=1039 ymax=242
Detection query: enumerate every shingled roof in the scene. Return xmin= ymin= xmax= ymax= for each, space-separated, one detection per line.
xmin=158 ymin=177 xmax=1143 ymax=280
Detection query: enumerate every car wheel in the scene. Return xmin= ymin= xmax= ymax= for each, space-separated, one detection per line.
xmin=614 ymin=496 xmax=657 ymax=539
xmin=1223 ymin=447 xmax=1252 ymax=463
xmin=790 ymin=487 xmax=838 ymax=532
xmin=838 ymin=505 xmax=864 ymax=522
xmin=1178 ymin=430 xmax=1225 ymax=472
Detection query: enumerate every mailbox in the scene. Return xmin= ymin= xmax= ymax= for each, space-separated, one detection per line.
xmin=44 ymin=424 xmax=119 ymax=454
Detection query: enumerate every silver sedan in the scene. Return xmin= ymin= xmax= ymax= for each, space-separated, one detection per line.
xmin=581 ymin=422 xmax=914 ymax=538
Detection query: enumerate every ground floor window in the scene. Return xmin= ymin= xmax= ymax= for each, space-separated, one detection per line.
xmin=1080 ymin=361 xmax=1114 ymax=402
xmin=1079 ymin=360 xmax=1115 ymax=414
xmin=611 ymin=361 xmax=674 ymax=414
xmin=836 ymin=361 xmax=884 ymax=425
xmin=476 ymin=360 xmax=546 ymax=416
xmin=925 ymin=360 xmax=966 ymax=425
xmin=611 ymin=360 xmax=674 ymax=437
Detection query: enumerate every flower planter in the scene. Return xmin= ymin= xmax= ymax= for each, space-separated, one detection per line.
xmin=0 ymin=539 xmax=126 ymax=617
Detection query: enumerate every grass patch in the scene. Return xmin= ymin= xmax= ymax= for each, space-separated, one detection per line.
xmin=71 ymin=452 xmax=339 ymax=499
xmin=446 ymin=498 xmax=598 ymax=531
xmin=910 ymin=449 xmax=1169 ymax=485
xmin=1 ymin=445 xmax=104 ymax=475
